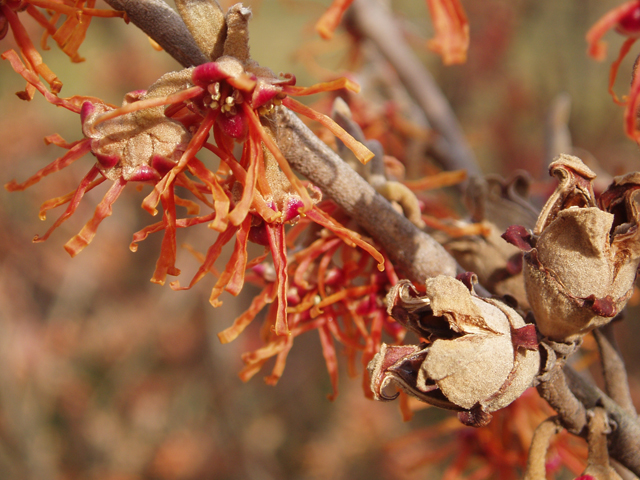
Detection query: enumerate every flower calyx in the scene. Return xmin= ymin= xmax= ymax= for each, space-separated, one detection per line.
xmin=369 ymin=275 xmax=540 ymax=427
xmin=504 ymin=154 xmax=640 ymax=342
xmin=81 ymin=70 xmax=194 ymax=183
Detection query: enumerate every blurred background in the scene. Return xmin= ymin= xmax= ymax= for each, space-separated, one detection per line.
xmin=1 ymin=0 xmax=640 ymax=478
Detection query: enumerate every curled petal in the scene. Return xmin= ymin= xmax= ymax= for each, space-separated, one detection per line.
xmin=33 ymin=166 xmax=101 ymax=242
xmin=586 ymin=0 xmax=640 ymax=60
xmin=266 ymin=223 xmax=289 ymax=336
xmin=282 ymin=97 xmax=374 ymax=165
xmin=1 ymin=4 xmax=62 ymax=92
xmin=282 ymin=77 xmax=360 ymax=96
xmin=150 ymin=189 xmax=180 ymax=285
xmin=607 ymin=37 xmax=637 ymax=104
xmin=305 ymin=207 xmax=385 ymax=271
xmin=315 ymin=0 xmax=354 ymax=39
xmin=64 ymin=176 xmax=127 ymax=256
xmin=218 ymin=283 xmax=277 ymax=344
xmin=171 ymin=226 xmax=238 ymax=292
xmin=318 ymin=324 xmax=339 ymax=400
xmin=208 ymin=216 xmax=251 ymax=305
xmin=243 ymin=102 xmax=315 ymax=211
xmin=5 ymin=138 xmax=91 ymax=192
xmin=130 ymin=212 xmax=216 ymax=252
xmin=425 ymin=0 xmax=470 ymax=65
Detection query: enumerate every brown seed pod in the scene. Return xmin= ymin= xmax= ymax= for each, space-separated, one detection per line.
xmin=369 ymin=275 xmax=540 ymax=426
xmin=506 ymin=154 xmax=640 ymax=342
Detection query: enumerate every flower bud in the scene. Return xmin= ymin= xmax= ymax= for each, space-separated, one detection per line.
xmin=505 ymin=154 xmax=640 ymax=342
xmin=368 ymin=275 xmax=540 ymax=426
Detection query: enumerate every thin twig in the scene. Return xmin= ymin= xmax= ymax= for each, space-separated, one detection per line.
xmin=103 ymin=0 xmax=209 ymax=67
xmin=594 ymin=323 xmax=637 ymax=417
xmin=564 ymin=365 xmax=640 ymax=476
xmin=523 ymin=416 xmax=562 ymax=480
xmin=537 ymin=365 xmax=588 ymax=436
xmin=348 ymin=0 xmax=480 ymax=177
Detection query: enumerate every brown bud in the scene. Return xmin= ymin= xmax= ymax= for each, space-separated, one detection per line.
xmin=369 ymin=276 xmax=540 ymax=425
xmin=517 ymin=154 xmax=640 ymax=342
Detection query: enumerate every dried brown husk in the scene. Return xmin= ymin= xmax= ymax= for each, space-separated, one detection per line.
xmin=521 ymin=154 xmax=640 ymax=342
xmin=369 ymin=276 xmax=540 ymax=426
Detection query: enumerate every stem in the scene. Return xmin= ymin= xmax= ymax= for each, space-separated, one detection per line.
xmin=274 ymin=107 xmax=458 ymax=282
xmin=593 ymin=323 xmax=637 ymax=417
xmin=103 ymin=0 xmax=209 ymax=67
xmin=564 ymin=366 xmax=640 ymax=476
xmin=537 ymin=365 xmax=587 ymax=436
xmin=523 ymin=417 xmax=561 ymax=480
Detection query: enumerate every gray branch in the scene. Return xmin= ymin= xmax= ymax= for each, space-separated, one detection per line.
xmin=594 ymin=323 xmax=637 ymax=417
xmin=103 ymin=0 xmax=209 ymax=67
xmin=274 ymin=107 xmax=458 ymax=282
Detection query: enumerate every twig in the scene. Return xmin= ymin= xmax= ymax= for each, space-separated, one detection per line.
xmin=594 ymin=323 xmax=637 ymax=417
xmin=564 ymin=365 xmax=640 ymax=476
xmin=523 ymin=416 xmax=562 ymax=480
xmin=103 ymin=0 xmax=209 ymax=67
xmin=348 ymin=0 xmax=480 ymax=177
xmin=537 ymin=365 xmax=588 ymax=436
xmin=274 ymin=107 xmax=459 ymax=282
xmin=544 ymin=92 xmax=572 ymax=172
xmin=537 ymin=365 xmax=640 ymax=475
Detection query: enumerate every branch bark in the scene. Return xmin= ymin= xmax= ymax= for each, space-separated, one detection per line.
xmin=103 ymin=0 xmax=209 ymax=67
xmin=563 ymin=366 xmax=640 ymax=476
xmin=594 ymin=323 xmax=637 ymax=417
xmin=274 ymin=107 xmax=458 ymax=282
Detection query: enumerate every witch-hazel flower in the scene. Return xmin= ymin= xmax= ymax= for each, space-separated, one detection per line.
xmin=368 ymin=275 xmax=540 ymax=427
xmin=504 ymin=154 xmax=640 ymax=342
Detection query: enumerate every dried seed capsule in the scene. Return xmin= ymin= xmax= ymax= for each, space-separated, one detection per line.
xmin=369 ymin=275 xmax=540 ymax=426
xmin=505 ymin=154 xmax=640 ymax=342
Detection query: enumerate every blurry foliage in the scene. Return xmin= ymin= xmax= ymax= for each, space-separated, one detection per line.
xmin=0 ymin=0 xmax=639 ymax=479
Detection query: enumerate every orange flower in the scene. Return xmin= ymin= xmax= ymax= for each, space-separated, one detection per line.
xmin=212 ymin=201 xmax=399 ymax=399
xmin=1 ymin=0 xmax=125 ymax=96
xmin=385 ymin=390 xmax=587 ymax=479
xmin=425 ymin=0 xmax=469 ymax=65
xmin=586 ymin=1 xmax=640 ymax=140
xmin=315 ymin=0 xmax=469 ymax=65
xmin=4 ymin=20 xmax=386 ymax=384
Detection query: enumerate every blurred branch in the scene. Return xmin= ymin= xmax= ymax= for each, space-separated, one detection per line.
xmin=348 ymin=0 xmax=480 ymax=178
xmin=564 ymin=366 xmax=640 ymax=476
xmin=593 ymin=323 xmax=637 ymax=417
xmin=544 ymin=92 xmax=572 ymax=171
xmin=523 ymin=416 xmax=561 ymax=480
xmin=103 ymin=0 xmax=209 ymax=67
